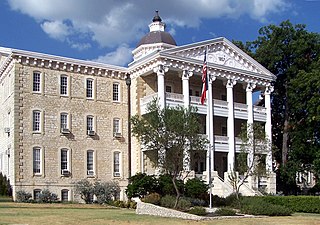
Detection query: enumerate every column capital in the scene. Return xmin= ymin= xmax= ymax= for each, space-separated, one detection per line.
xmin=265 ymin=84 xmax=274 ymax=95
xmin=246 ymin=82 xmax=256 ymax=92
xmin=226 ymin=78 xmax=237 ymax=88
xmin=181 ymin=70 xmax=193 ymax=79
xmin=153 ymin=64 xmax=169 ymax=74
xmin=208 ymin=74 xmax=216 ymax=84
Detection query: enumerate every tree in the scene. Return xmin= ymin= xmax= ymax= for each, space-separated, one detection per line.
xmin=229 ymin=123 xmax=269 ymax=200
xmin=236 ymin=20 xmax=320 ymax=193
xmin=94 ymin=181 xmax=120 ymax=204
xmin=74 ymin=179 xmax=94 ymax=203
xmin=126 ymin=173 xmax=159 ymax=198
xmin=131 ymin=100 xmax=208 ymax=208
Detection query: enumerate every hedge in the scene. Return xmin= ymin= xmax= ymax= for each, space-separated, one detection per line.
xmin=243 ymin=196 xmax=320 ymax=214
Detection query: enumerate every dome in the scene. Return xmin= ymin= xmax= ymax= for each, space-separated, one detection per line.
xmin=137 ymin=31 xmax=177 ymax=47
xmin=136 ymin=11 xmax=177 ymax=47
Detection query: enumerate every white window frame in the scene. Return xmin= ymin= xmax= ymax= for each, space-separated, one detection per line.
xmin=112 ymin=82 xmax=120 ymax=102
xmin=86 ymin=115 xmax=95 ymax=135
xmin=86 ymin=150 xmax=95 ymax=176
xmin=33 ymin=147 xmax=43 ymax=175
xmin=34 ymin=189 xmax=41 ymax=200
xmin=86 ymin=78 xmax=94 ymax=99
xmin=113 ymin=118 xmax=121 ymax=136
xmin=113 ymin=151 xmax=121 ymax=177
xmin=60 ymin=112 xmax=69 ymax=132
xmin=60 ymin=148 xmax=70 ymax=175
xmin=60 ymin=75 xmax=69 ymax=96
xmin=32 ymin=110 xmax=42 ymax=133
xmin=33 ymin=71 xmax=41 ymax=93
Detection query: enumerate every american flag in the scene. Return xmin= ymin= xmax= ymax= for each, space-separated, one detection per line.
xmin=200 ymin=50 xmax=208 ymax=105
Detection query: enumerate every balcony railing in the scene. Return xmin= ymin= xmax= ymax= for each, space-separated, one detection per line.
xmin=140 ymin=92 xmax=267 ymax=121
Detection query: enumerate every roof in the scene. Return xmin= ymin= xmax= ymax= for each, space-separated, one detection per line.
xmin=136 ymin=31 xmax=177 ymax=47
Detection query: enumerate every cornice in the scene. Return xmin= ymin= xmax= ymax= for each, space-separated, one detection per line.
xmin=6 ymin=48 xmax=128 ymax=80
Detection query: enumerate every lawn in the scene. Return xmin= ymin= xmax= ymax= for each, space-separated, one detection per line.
xmin=0 ymin=201 xmax=320 ymax=225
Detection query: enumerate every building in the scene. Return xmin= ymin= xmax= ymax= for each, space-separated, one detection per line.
xmin=0 ymin=11 xmax=276 ymax=201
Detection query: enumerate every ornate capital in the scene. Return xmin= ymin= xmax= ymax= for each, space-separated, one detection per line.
xmin=153 ymin=64 xmax=168 ymax=74
xmin=182 ymin=70 xmax=193 ymax=79
xmin=208 ymin=74 xmax=216 ymax=84
xmin=226 ymin=78 xmax=237 ymax=88
xmin=265 ymin=84 xmax=274 ymax=95
xmin=246 ymin=82 xmax=256 ymax=92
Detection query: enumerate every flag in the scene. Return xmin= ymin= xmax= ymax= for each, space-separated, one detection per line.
xmin=200 ymin=50 xmax=208 ymax=105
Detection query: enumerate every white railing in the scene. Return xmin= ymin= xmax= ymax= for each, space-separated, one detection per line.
xmin=215 ymin=135 xmax=229 ymax=143
xmin=140 ymin=92 xmax=266 ymax=120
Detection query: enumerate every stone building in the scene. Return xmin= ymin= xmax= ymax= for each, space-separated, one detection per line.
xmin=0 ymin=12 xmax=276 ymax=201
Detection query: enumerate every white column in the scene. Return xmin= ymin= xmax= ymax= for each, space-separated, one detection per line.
xmin=182 ymin=70 xmax=193 ymax=108
xmin=265 ymin=85 xmax=274 ymax=172
xmin=153 ymin=64 xmax=168 ymax=109
xmin=182 ymin=70 xmax=193 ymax=171
xmin=246 ymin=82 xmax=256 ymax=169
xmin=226 ymin=79 xmax=236 ymax=172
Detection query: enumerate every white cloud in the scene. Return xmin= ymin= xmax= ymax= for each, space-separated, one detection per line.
xmin=40 ymin=20 xmax=70 ymax=41
xmin=93 ymin=44 xmax=133 ymax=67
xmin=7 ymin=0 xmax=289 ymax=48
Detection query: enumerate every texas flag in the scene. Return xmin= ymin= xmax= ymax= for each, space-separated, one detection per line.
xmin=200 ymin=50 xmax=208 ymax=105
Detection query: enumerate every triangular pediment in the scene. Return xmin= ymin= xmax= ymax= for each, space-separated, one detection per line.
xmin=161 ymin=37 xmax=273 ymax=77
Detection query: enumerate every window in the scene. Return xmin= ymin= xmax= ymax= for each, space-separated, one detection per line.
xmin=60 ymin=75 xmax=68 ymax=96
xmin=165 ymin=85 xmax=172 ymax=93
xmin=87 ymin=150 xmax=94 ymax=176
xmin=86 ymin=78 xmax=93 ymax=98
xmin=113 ymin=83 xmax=119 ymax=101
xmin=195 ymin=91 xmax=200 ymax=97
xmin=61 ymin=189 xmax=69 ymax=202
xmin=33 ymin=147 xmax=42 ymax=174
xmin=113 ymin=152 xmax=120 ymax=177
xmin=60 ymin=113 xmax=69 ymax=132
xmin=61 ymin=148 xmax=69 ymax=175
xmin=34 ymin=189 xmax=41 ymax=200
xmin=32 ymin=110 xmax=41 ymax=132
xmin=86 ymin=116 xmax=94 ymax=135
xmin=113 ymin=118 xmax=121 ymax=137
xmin=33 ymin=72 xmax=41 ymax=92
xmin=222 ymin=126 xmax=227 ymax=136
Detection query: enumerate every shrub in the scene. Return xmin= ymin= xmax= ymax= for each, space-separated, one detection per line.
xmin=240 ymin=197 xmax=292 ymax=216
xmin=111 ymin=200 xmax=126 ymax=208
xmin=74 ymin=179 xmax=94 ymax=203
xmin=94 ymin=181 xmax=120 ymax=204
xmin=16 ymin=190 xmax=32 ymax=203
xmin=0 ymin=173 xmax=12 ymax=196
xmin=160 ymin=195 xmax=176 ymax=208
xmin=188 ymin=198 xmax=206 ymax=207
xmin=184 ymin=178 xmax=208 ymax=199
xmin=211 ymin=195 xmax=226 ymax=207
xmin=158 ymin=174 xmax=184 ymax=196
xmin=142 ymin=192 xmax=161 ymax=205
xmin=38 ymin=189 xmax=58 ymax=203
xmin=177 ymin=197 xmax=192 ymax=211
xmin=215 ymin=207 xmax=237 ymax=216
xmin=189 ymin=206 xmax=207 ymax=216
xmin=225 ymin=193 xmax=240 ymax=207
xmin=126 ymin=173 xmax=159 ymax=198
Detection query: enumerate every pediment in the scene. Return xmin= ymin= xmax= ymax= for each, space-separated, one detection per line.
xmin=162 ymin=38 xmax=273 ymax=76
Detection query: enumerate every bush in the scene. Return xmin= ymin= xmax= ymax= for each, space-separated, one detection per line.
xmin=240 ymin=197 xmax=292 ymax=216
xmin=211 ymin=195 xmax=227 ymax=207
xmin=184 ymin=178 xmax=208 ymax=199
xmin=188 ymin=198 xmax=206 ymax=207
xmin=158 ymin=174 xmax=184 ymax=196
xmin=160 ymin=195 xmax=191 ymax=210
xmin=0 ymin=173 xmax=12 ymax=196
xmin=38 ymin=189 xmax=58 ymax=203
xmin=94 ymin=181 xmax=120 ymax=204
xmin=74 ymin=179 xmax=94 ymax=203
xmin=189 ymin=206 xmax=207 ymax=216
xmin=262 ymin=196 xmax=320 ymax=213
xmin=215 ymin=207 xmax=237 ymax=216
xmin=16 ymin=190 xmax=32 ymax=203
xmin=225 ymin=193 xmax=240 ymax=207
xmin=142 ymin=192 xmax=161 ymax=205
xmin=126 ymin=173 xmax=159 ymax=198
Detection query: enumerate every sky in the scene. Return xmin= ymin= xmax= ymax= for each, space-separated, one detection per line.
xmin=0 ymin=0 xmax=320 ymax=67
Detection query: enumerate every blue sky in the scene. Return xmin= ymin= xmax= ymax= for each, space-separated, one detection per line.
xmin=0 ymin=0 xmax=319 ymax=67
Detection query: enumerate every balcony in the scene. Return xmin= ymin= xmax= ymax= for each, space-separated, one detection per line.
xmin=140 ymin=92 xmax=266 ymax=122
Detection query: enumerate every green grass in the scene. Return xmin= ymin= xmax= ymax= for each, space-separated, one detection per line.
xmin=0 ymin=202 xmax=319 ymax=225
